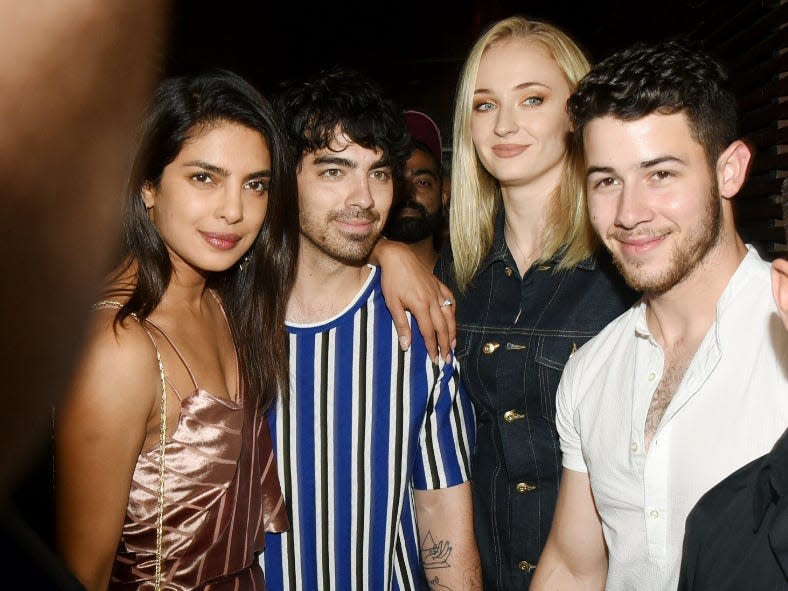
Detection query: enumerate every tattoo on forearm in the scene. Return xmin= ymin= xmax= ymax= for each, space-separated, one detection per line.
xmin=427 ymin=576 xmax=452 ymax=591
xmin=421 ymin=531 xmax=452 ymax=568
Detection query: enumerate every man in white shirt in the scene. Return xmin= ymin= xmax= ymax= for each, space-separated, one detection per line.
xmin=531 ymin=40 xmax=788 ymax=591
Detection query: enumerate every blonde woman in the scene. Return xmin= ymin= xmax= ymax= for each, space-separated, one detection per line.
xmin=433 ymin=17 xmax=636 ymax=589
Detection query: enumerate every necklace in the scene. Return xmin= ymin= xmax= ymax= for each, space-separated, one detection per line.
xmin=504 ymin=219 xmax=532 ymax=276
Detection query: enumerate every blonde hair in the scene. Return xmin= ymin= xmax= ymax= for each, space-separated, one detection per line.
xmin=450 ymin=16 xmax=596 ymax=292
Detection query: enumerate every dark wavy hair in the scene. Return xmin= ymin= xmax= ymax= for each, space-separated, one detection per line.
xmin=113 ymin=69 xmax=298 ymax=411
xmin=568 ymin=39 xmax=738 ymax=167
xmin=275 ymin=67 xmax=411 ymax=180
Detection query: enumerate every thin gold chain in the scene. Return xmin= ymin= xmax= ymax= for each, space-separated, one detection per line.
xmin=504 ymin=220 xmax=532 ymax=276
xmin=92 ymin=300 xmax=167 ymax=587
xmin=154 ymin=346 xmax=167 ymax=590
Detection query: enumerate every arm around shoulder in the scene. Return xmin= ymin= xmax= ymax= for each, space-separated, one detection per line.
xmin=56 ymin=310 xmax=160 ymax=591
xmin=372 ymin=237 xmax=456 ymax=362
xmin=531 ymin=468 xmax=607 ymax=590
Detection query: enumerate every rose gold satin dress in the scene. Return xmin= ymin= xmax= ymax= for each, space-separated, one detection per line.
xmin=104 ymin=305 xmax=288 ymax=590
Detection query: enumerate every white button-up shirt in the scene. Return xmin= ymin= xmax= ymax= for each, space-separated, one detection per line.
xmin=556 ymin=246 xmax=788 ymax=591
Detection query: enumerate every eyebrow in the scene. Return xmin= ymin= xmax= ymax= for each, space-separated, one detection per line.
xmin=586 ymin=156 xmax=687 ymax=177
xmin=586 ymin=165 xmax=615 ymax=177
xmin=312 ymin=154 xmax=392 ymax=171
xmin=371 ymin=157 xmax=392 ymax=170
xmin=183 ymin=160 xmax=271 ymax=181
xmin=184 ymin=160 xmax=230 ymax=177
xmin=474 ymin=81 xmax=549 ymax=94
xmin=640 ymin=156 xmax=687 ymax=169
xmin=312 ymin=155 xmax=356 ymax=168
xmin=412 ymin=168 xmax=439 ymax=180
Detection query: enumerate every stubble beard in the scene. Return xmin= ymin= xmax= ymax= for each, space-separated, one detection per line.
xmin=609 ymin=185 xmax=723 ymax=297
xmin=300 ymin=208 xmax=382 ymax=266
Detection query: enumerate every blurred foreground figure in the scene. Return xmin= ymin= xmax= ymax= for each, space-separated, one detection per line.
xmin=0 ymin=1 xmax=167 ymax=587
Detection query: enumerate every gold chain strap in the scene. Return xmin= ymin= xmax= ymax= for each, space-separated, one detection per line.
xmin=94 ymin=301 xmax=167 ymax=587
xmin=154 ymin=346 xmax=167 ymax=590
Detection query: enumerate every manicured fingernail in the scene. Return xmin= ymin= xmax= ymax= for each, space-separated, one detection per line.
xmin=445 ymin=352 xmax=453 ymax=364
xmin=399 ymin=336 xmax=410 ymax=351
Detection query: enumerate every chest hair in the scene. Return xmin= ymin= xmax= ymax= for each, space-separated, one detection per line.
xmin=644 ymin=349 xmax=692 ymax=449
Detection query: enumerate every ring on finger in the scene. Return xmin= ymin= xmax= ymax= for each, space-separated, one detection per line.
xmin=440 ymin=298 xmax=453 ymax=307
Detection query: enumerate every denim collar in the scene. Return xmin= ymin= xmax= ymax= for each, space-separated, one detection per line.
xmin=478 ymin=205 xmax=597 ymax=274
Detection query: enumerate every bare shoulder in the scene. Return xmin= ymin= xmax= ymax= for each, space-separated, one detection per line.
xmin=84 ymin=307 xmax=159 ymax=376
xmin=66 ymin=307 xmax=160 ymax=425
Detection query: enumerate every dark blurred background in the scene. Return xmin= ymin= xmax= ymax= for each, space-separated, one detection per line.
xmin=164 ymin=0 xmax=709 ymax=147
xmin=161 ymin=0 xmax=786 ymax=259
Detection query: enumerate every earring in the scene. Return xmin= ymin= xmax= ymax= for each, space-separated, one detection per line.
xmin=238 ymin=253 xmax=252 ymax=271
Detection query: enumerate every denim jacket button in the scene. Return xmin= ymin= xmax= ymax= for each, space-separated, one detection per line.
xmin=482 ymin=342 xmax=500 ymax=355
xmin=505 ymin=266 xmax=514 ymax=277
xmin=504 ymin=409 xmax=526 ymax=423
xmin=516 ymin=482 xmax=537 ymax=493
xmin=518 ymin=560 xmax=536 ymax=572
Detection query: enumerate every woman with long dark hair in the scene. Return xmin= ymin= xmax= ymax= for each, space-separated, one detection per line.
xmin=56 ymin=70 xmax=297 ymax=590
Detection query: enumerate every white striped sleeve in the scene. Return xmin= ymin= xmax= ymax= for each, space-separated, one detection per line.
xmin=413 ymin=356 xmax=475 ymax=490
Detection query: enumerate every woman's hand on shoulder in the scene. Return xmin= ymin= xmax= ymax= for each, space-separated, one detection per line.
xmin=372 ymin=238 xmax=456 ymax=364
xmin=56 ymin=308 xmax=160 ymax=591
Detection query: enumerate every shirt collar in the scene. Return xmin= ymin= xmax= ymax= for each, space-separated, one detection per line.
xmin=632 ymin=244 xmax=763 ymax=346
xmin=715 ymin=244 xmax=763 ymax=312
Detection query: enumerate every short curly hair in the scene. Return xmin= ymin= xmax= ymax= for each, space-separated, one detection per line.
xmin=276 ymin=67 xmax=411 ymax=181
xmin=568 ymin=39 xmax=738 ymax=166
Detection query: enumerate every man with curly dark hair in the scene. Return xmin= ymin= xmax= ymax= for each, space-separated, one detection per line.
xmin=532 ymin=40 xmax=788 ymax=591
xmin=261 ymin=68 xmax=482 ymax=591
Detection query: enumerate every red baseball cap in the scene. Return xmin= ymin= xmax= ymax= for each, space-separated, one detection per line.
xmin=404 ymin=110 xmax=442 ymax=164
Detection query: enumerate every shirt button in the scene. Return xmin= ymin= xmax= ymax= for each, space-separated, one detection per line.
xmin=648 ymin=372 xmax=656 ymax=381
xmin=505 ymin=266 xmax=514 ymax=277
xmin=519 ymin=560 xmax=536 ymax=572
xmin=504 ymin=409 xmax=526 ymax=423
xmin=631 ymin=442 xmax=638 ymax=452
xmin=482 ymin=342 xmax=500 ymax=355
xmin=516 ymin=482 xmax=537 ymax=493
xmin=650 ymin=509 xmax=660 ymax=519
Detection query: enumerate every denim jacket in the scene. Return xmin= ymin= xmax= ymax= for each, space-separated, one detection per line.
xmin=435 ymin=210 xmax=637 ymax=590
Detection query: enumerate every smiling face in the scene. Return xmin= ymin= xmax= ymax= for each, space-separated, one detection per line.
xmin=584 ymin=112 xmax=726 ymax=295
xmin=470 ymin=38 xmax=572 ymax=190
xmin=296 ymin=133 xmax=394 ymax=266
xmin=142 ymin=121 xmax=271 ymax=276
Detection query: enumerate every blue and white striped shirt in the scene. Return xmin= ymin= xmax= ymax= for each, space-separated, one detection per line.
xmin=262 ymin=266 xmax=475 ymax=590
